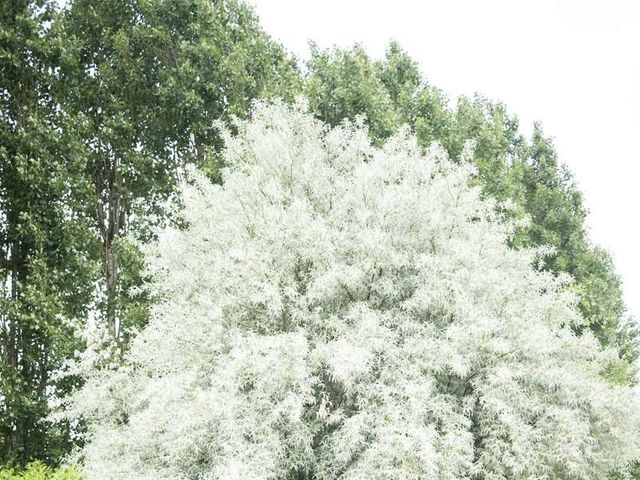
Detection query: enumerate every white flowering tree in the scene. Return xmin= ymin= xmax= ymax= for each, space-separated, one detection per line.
xmin=68 ymin=100 xmax=640 ymax=479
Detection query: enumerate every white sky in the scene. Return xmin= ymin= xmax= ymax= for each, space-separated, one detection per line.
xmin=248 ymin=0 xmax=640 ymax=321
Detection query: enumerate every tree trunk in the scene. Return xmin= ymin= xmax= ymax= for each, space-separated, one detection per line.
xmin=8 ymin=241 xmax=24 ymax=459
xmin=105 ymin=241 xmax=119 ymax=340
xmin=95 ymin=155 xmax=123 ymax=342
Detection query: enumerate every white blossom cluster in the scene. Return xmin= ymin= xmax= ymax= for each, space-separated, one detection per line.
xmin=69 ymin=100 xmax=640 ymax=479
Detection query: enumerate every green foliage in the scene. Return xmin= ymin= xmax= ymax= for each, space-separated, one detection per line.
xmin=0 ymin=0 xmax=97 ymax=466
xmin=0 ymin=462 xmax=81 ymax=480
xmin=378 ymin=41 xmax=422 ymax=121
xmin=512 ymin=125 xmax=637 ymax=380
xmin=306 ymin=43 xmax=400 ymax=143
xmin=55 ymin=0 xmax=302 ymax=343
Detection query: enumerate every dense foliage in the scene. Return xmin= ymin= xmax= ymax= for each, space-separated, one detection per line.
xmin=0 ymin=0 xmax=96 ymax=465
xmin=0 ymin=462 xmax=81 ymax=480
xmin=1 ymin=0 xmax=299 ymax=466
xmin=304 ymin=43 xmax=636 ymax=381
xmin=57 ymin=0 xmax=300 ymax=345
xmin=1 ymin=0 xmax=637 ymax=473
xmin=69 ymin=101 xmax=640 ymax=479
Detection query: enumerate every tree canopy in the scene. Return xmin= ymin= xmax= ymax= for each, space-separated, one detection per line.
xmin=303 ymin=43 xmax=637 ymax=381
xmin=68 ymin=101 xmax=640 ymax=480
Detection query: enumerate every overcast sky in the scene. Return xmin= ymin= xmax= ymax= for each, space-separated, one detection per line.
xmin=248 ymin=0 xmax=640 ymax=321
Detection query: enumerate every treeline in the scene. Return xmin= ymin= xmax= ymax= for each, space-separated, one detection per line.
xmin=0 ymin=0 xmax=636 ymax=468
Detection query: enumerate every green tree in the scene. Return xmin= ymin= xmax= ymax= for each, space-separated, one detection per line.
xmin=513 ymin=124 xmax=637 ymax=382
xmin=377 ymin=40 xmax=421 ymax=123
xmin=56 ymin=0 xmax=301 ymax=345
xmin=0 ymin=0 xmax=96 ymax=466
xmin=447 ymin=95 xmax=527 ymax=201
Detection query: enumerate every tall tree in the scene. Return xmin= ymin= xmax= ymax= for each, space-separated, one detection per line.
xmin=0 ymin=0 xmax=96 ymax=465
xmin=57 ymin=0 xmax=301 ymax=345
xmin=513 ymin=124 xmax=637 ymax=382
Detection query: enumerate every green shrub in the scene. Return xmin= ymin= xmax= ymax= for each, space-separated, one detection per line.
xmin=0 ymin=462 xmax=82 ymax=480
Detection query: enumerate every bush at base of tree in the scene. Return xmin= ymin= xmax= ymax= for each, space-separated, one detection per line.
xmin=0 ymin=462 xmax=82 ymax=480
